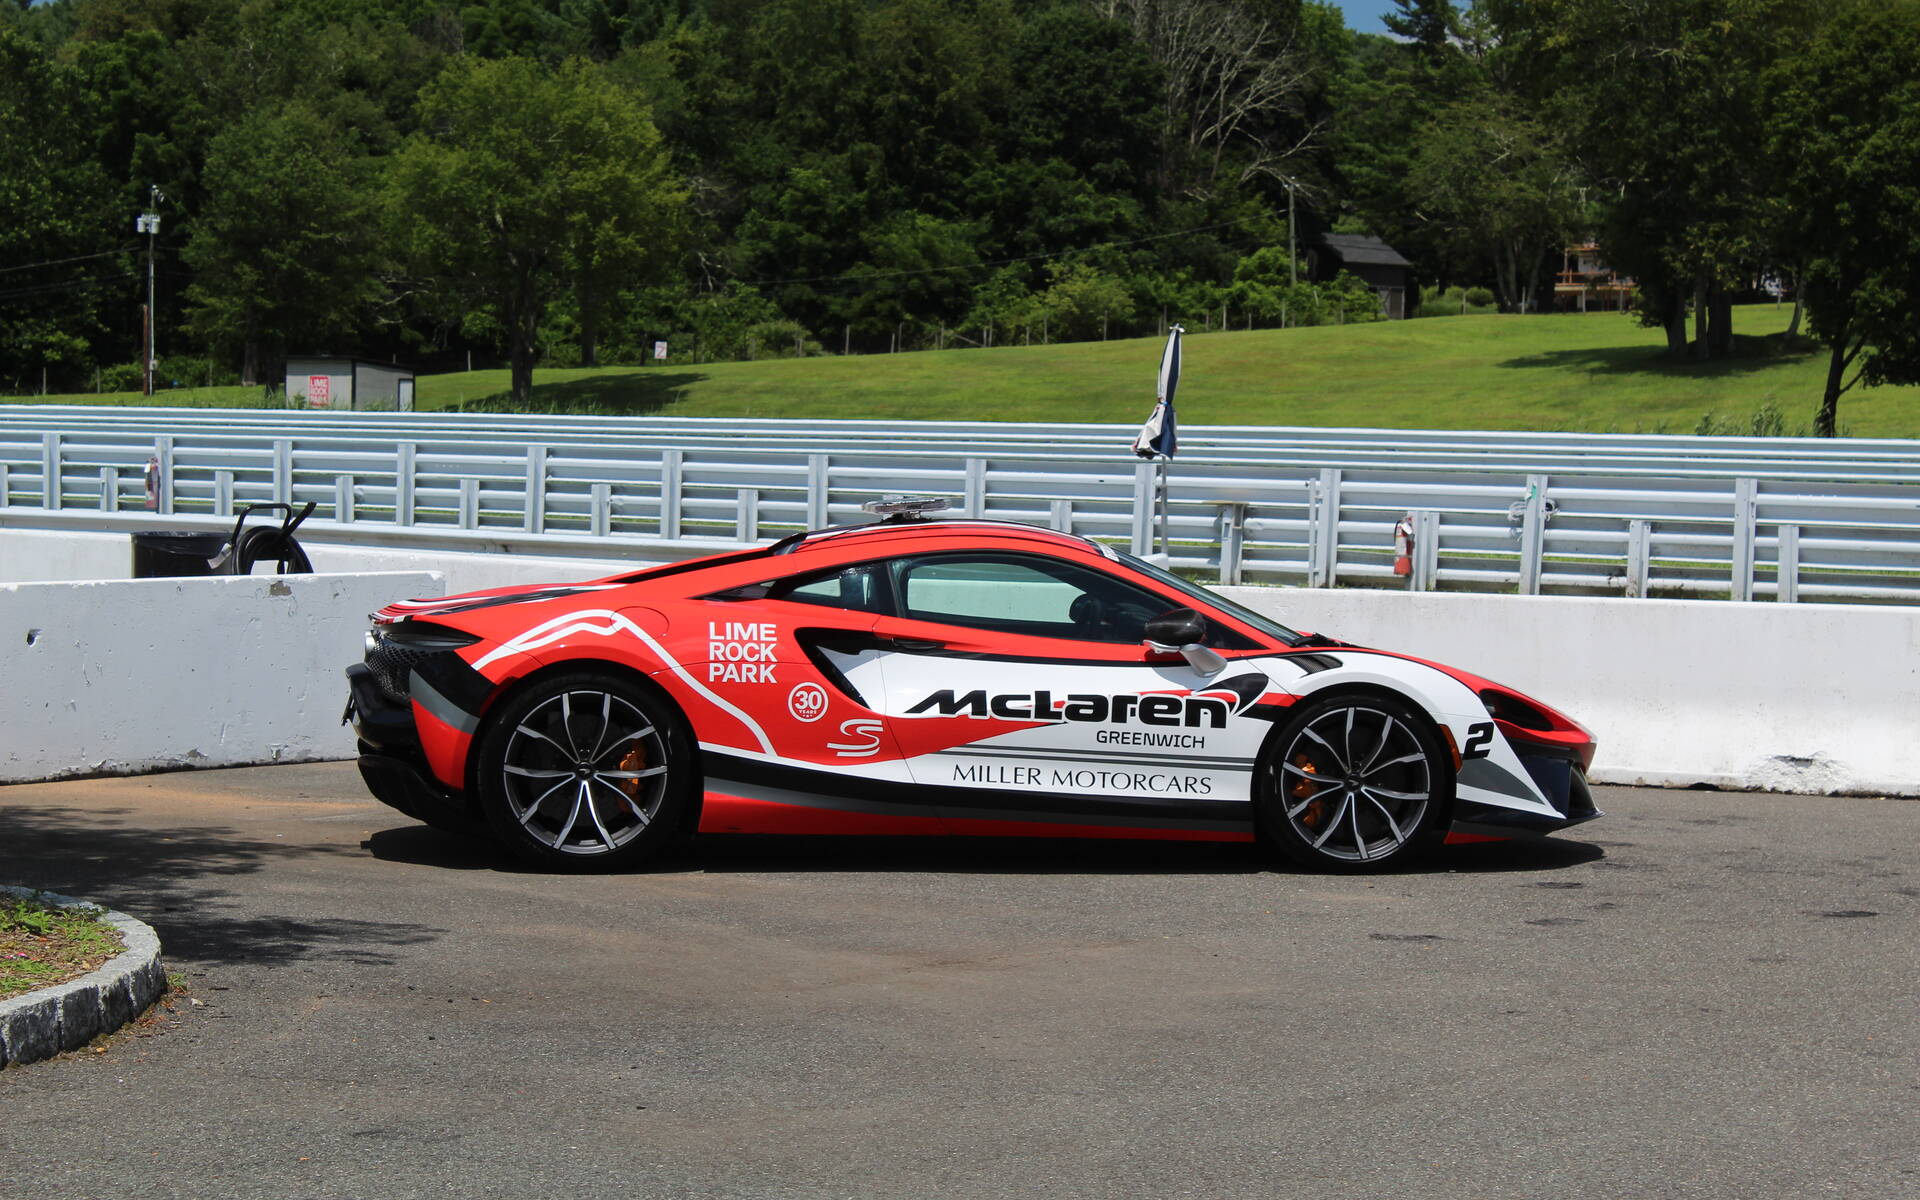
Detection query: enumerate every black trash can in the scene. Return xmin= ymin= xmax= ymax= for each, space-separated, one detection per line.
xmin=130 ymin=531 xmax=227 ymax=578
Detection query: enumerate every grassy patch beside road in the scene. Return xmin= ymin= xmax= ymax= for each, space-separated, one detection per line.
xmin=431 ymin=304 xmax=1915 ymax=435
xmin=12 ymin=304 xmax=1916 ymax=436
xmin=1 ymin=893 xmax=123 ymax=1002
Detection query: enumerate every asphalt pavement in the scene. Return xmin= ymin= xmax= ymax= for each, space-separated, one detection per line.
xmin=1 ymin=764 xmax=1915 ymax=1199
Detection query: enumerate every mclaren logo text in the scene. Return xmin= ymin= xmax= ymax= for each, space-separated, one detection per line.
xmin=906 ymin=689 xmax=1231 ymax=728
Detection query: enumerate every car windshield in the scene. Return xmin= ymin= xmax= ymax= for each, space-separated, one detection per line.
xmin=1116 ymin=552 xmax=1304 ymax=647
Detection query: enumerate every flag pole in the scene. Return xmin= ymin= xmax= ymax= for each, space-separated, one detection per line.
xmin=1132 ymin=322 xmax=1182 ymax=563
xmin=1157 ymin=457 xmax=1169 ymax=558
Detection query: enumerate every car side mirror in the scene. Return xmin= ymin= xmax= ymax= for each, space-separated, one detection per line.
xmin=1143 ymin=608 xmax=1226 ymax=677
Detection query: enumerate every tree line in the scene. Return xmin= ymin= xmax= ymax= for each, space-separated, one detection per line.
xmin=2 ymin=0 xmax=1916 ymax=432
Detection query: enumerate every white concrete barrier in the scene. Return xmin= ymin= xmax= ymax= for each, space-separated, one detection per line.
xmin=1222 ymin=587 xmax=1920 ymax=797
xmin=300 ymin=543 xmax=633 ymax=595
xmin=1 ymin=571 xmax=442 ymax=783
xmin=0 ymin=528 xmax=132 ymax=584
xmin=0 ymin=527 xmax=628 ymax=594
xmin=3 ymin=528 xmax=1914 ymax=795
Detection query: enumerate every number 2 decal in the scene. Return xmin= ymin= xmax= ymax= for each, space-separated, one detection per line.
xmin=1461 ymin=722 xmax=1495 ymax=759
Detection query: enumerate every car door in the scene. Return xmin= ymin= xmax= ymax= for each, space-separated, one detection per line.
xmin=688 ymin=561 xmax=942 ymax=834
xmin=865 ymin=550 xmax=1278 ymax=838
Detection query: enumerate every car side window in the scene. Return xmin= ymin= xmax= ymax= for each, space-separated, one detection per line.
xmin=762 ymin=564 xmax=885 ymax=614
xmin=888 ymin=553 xmax=1171 ymax=644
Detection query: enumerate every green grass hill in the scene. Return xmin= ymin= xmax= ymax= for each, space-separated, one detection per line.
xmin=15 ymin=304 xmax=1917 ymax=438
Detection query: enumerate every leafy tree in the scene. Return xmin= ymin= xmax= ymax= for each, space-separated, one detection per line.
xmin=57 ymin=22 xmax=202 ymax=371
xmin=1407 ymin=96 xmax=1575 ymax=311
xmin=1099 ymin=0 xmax=1323 ymax=198
xmin=0 ymin=24 xmax=122 ymax=391
xmin=1 ymin=0 xmax=81 ymax=47
xmin=1486 ymin=0 xmax=1811 ymax=358
xmin=1007 ymin=5 xmax=1162 ymax=201
xmin=1226 ymin=247 xmax=1377 ymax=325
xmin=1382 ymin=0 xmax=1457 ymax=52
xmin=1770 ymin=0 xmax=1920 ymax=436
xmin=961 ymin=266 xmax=1043 ymax=343
xmin=588 ymin=280 xmax=794 ymax=364
xmin=1323 ymin=19 xmax=1485 ymax=292
xmin=51 ymin=1 xmax=443 ymax=376
xmin=1125 ymin=267 xmax=1204 ymax=330
xmin=1224 ymin=244 xmax=1298 ymax=321
xmin=729 ymin=151 xmax=881 ymax=327
xmin=840 ymin=212 xmax=982 ymax=337
xmin=574 ymin=0 xmax=707 ymax=59
xmin=181 ymin=101 xmax=384 ymax=384
xmin=459 ymin=0 xmax=586 ymax=60
xmin=386 ymin=55 xmax=685 ymax=405
xmin=1033 ymin=261 xmax=1136 ymax=340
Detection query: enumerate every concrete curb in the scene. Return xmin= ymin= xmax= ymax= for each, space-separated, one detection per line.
xmin=0 ymin=885 xmax=167 ymax=1068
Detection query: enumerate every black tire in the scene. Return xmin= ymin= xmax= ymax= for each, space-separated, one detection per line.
xmin=1257 ymin=692 xmax=1450 ymax=871
xmin=475 ymin=671 xmax=693 ymax=870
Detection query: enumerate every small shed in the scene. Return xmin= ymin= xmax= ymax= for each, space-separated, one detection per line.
xmin=285 ymin=357 xmax=416 ymax=411
xmin=1307 ymin=235 xmax=1415 ymax=320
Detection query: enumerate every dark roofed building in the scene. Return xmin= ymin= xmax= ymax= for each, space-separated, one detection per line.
xmin=1307 ymin=234 xmax=1414 ymax=320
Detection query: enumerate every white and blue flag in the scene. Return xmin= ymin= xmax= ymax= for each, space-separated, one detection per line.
xmin=1132 ymin=324 xmax=1182 ymax=460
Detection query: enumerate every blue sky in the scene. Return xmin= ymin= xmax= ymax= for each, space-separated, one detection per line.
xmin=1330 ymin=1 xmax=1402 ymax=35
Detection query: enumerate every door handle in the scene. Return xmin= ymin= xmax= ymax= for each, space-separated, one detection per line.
xmin=884 ymin=636 xmax=946 ymax=653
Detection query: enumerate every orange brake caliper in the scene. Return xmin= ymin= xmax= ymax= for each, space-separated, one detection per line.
xmin=1292 ymin=754 xmax=1327 ymax=828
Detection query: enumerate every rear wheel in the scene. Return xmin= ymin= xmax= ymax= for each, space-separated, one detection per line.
xmin=475 ymin=672 xmax=692 ymax=870
xmin=1258 ymin=693 xmax=1449 ymax=871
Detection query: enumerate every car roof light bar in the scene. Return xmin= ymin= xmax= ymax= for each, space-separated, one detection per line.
xmin=861 ymin=495 xmax=952 ymax=521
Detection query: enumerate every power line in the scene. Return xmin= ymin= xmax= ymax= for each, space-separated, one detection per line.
xmin=0 ymin=247 xmax=135 ymax=276
xmin=739 ymin=216 xmax=1266 ymax=289
xmin=0 ymin=273 xmax=141 ymax=304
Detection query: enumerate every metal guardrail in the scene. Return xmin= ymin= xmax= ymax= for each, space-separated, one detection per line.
xmin=2 ymin=407 xmax=1917 ymax=603
xmin=9 ymin=405 xmax=1920 ymax=481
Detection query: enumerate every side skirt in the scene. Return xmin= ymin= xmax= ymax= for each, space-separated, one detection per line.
xmin=699 ymin=750 xmax=1255 ymax=840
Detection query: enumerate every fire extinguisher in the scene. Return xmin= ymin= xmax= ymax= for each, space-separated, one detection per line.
xmin=1392 ymin=514 xmax=1415 ymax=577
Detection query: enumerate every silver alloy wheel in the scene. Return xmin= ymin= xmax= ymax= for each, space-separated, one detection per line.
xmin=498 ymin=689 xmax=669 ymax=856
xmin=1276 ymin=702 xmax=1433 ymax=863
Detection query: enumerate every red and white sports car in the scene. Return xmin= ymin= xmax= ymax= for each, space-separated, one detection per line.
xmin=346 ymin=501 xmax=1598 ymax=871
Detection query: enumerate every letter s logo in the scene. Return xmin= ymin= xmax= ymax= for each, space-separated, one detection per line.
xmin=828 ymin=719 xmax=886 ymax=758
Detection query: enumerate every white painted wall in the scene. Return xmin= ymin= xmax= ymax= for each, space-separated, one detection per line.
xmin=0 ymin=571 xmax=442 ymax=783
xmin=1220 ymin=587 xmax=1920 ymax=797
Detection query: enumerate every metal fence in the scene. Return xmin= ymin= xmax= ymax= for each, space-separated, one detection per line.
xmin=3 ymin=407 xmax=1916 ymax=603
xmin=10 ymin=405 xmax=1920 ymax=481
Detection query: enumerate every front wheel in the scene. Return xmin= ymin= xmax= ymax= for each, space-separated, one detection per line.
xmin=475 ymin=672 xmax=693 ymax=870
xmin=1257 ymin=693 xmax=1450 ymax=871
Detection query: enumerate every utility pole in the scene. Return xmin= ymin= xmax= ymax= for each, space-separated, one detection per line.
xmin=136 ymin=186 xmax=164 ymax=396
